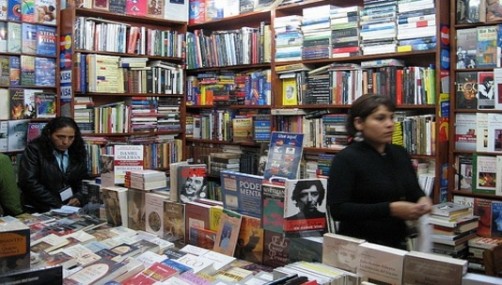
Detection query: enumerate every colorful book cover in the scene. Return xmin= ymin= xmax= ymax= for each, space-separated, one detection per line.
xmin=109 ymin=0 xmax=126 ymax=14
xmin=188 ymin=0 xmax=206 ymax=25
xmin=35 ymin=0 xmax=57 ymax=25
xmin=177 ymin=164 xmax=208 ymax=203
xmin=125 ymin=0 xmax=147 ymax=16
xmin=113 ymin=144 xmax=144 ymax=184
xmin=188 ymin=226 xmax=216 ymax=250
xmin=163 ymin=200 xmax=185 ymax=243
xmin=235 ymin=215 xmax=264 ymax=264
xmin=263 ymin=131 xmax=304 ymax=180
xmin=472 ymin=155 xmax=497 ymax=195
xmin=21 ymin=23 xmax=37 ymax=54
xmin=34 ymin=57 xmax=56 ymax=86
xmin=34 ymin=91 xmax=56 ymax=118
xmin=21 ymin=0 xmax=35 ymax=22
xmin=213 ymin=209 xmax=242 ymax=257
xmin=476 ymin=25 xmax=498 ymax=68
xmin=282 ymin=76 xmax=298 ymax=105
xmin=20 ymin=55 xmax=35 ymax=86
xmin=23 ymin=88 xmax=42 ymax=119
xmin=7 ymin=22 xmax=21 ymax=53
xmin=456 ymin=71 xmax=478 ymax=109
xmin=36 ymin=25 xmax=57 ymax=56
xmin=262 ymin=181 xmax=285 ymax=233
xmin=474 ymin=198 xmax=493 ymax=237
xmin=0 ymin=55 xmax=9 ymax=85
xmin=283 ymin=178 xmax=327 ymax=237
xmin=9 ymin=88 xmax=24 ymax=119
xmin=7 ymin=0 xmax=21 ymax=21
xmin=220 ymin=170 xmax=263 ymax=218
xmin=491 ymin=201 xmax=502 ymax=237
xmin=26 ymin=121 xmax=46 ymax=142
xmin=9 ymin=56 xmax=20 ymax=86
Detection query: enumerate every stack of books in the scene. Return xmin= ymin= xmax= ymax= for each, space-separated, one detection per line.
xmin=466 ymin=236 xmax=502 ymax=273
xmin=208 ymin=152 xmax=240 ymax=176
xmin=429 ymin=202 xmax=478 ymax=258
xmin=124 ymin=169 xmax=168 ymax=191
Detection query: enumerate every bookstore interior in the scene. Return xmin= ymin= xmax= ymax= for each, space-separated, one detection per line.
xmin=3 ymin=0 xmax=502 ymax=284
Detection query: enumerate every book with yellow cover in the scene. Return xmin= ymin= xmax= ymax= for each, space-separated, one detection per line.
xmin=282 ymin=77 xmax=298 ymax=105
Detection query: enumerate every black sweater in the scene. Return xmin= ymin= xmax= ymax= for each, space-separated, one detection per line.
xmin=327 ymin=141 xmax=426 ymax=248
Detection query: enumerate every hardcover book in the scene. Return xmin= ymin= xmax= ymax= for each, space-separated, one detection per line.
xmin=455 ymin=71 xmax=478 ymax=109
xmin=36 ymin=25 xmax=56 ymax=56
xmin=213 ymin=209 xmax=242 ymax=257
xmin=283 ymin=178 xmax=327 ymax=237
xmin=220 ymin=170 xmax=263 ymax=218
xmin=184 ymin=200 xmax=211 ymax=244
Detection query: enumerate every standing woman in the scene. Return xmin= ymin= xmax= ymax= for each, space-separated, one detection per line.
xmin=19 ymin=117 xmax=88 ymax=213
xmin=327 ymin=94 xmax=432 ymax=250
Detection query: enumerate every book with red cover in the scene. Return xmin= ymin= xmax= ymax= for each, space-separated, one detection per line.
xmin=184 ymin=200 xmax=211 ymax=244
xmin=122 ymin=261 xmax=178 ymax=284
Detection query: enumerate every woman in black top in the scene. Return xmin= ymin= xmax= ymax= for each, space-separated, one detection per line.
xmin=19 ymin=117 xmax=88 ymax=213
xmin=327 ymin=95 xmax=432 ymax=249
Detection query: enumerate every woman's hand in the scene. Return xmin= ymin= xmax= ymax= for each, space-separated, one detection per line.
xmin=67 ymin=198 xmax=81 ymax=207
xmin=390 ymin=199 xmax=431 ymax=221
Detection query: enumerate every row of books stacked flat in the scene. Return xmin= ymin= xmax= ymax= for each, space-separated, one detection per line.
xmin=359 ymin=0 xmax=398 ymax=56
xmin=0 ymin=54 xmax=56 ymax=87
xmin=300 ymin=5 xmax=332 ymax=60
xmin=75 ymin=17 xmax=184 ymax=58
xmin=0 ymin=22 xmax=57 ymax=56
xmin=429 ymin=202 xmax=479 ymax=258
xmin=208 ymin=152 xmax=241 ymax=177
xmin=274 ymin=15 xmax=303 ymax=62
xmin=466 ymin=236 xmax=502 ymax=273
xmin=455 ymin=25 xmax=500 ymax=71
xmin=395 ymin=0 xmax=436 ymax=53
xmin=185 ymin=23 xmax=271 ymax=70
xmin=78 ymin=0 xmax=188 ymax=22
xmin=322 ymin=233 xmax=470 ymax=285
xmin=330 ymin=6 xmax=361 ymax=58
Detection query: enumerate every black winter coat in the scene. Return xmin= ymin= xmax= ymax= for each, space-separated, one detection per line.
xmin=18 ymin=141 xmax=88 ymax=213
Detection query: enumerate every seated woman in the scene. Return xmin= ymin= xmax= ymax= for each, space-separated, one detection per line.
xmin=0 ymin=153 xmax=23 ymax=216
xmin=18 ymin=117 xmax=89 ymax=213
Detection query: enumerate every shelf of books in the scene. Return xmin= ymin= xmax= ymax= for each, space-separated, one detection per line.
xmin=264 ymin=0 xmax=450 ymax=202
xmin=0 ymin=0 xmax=59 ymax=160
xmin=449 ymin=0 xmax=502 ymax=270
xmin=58 ymin=0 xmax=189 ymax=175
xmin=184 ymin=0 xmax=278 ymax=177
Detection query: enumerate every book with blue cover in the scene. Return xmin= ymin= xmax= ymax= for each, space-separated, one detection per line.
xmin=36 ymin=25 xmax=56 ymax=56
xmin=34 ymin=57 xmax=56 ymax=86
xmin=220 ymin=170 xmax=263 ymax=218
xmin=263 ymin=132 xmax=304 ymax=180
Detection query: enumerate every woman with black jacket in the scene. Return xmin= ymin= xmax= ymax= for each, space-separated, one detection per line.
xmin=19 ymin=117 xmax=88 ymax=213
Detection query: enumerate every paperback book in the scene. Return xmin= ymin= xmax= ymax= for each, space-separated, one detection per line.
xmin=263 ymin=132 xmax=304 ymax=180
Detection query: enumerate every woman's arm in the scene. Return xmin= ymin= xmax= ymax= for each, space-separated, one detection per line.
xmin=18 ymin=145 xmax=61 ymax=209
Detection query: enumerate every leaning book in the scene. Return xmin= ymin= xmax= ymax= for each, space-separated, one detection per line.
xmin=263 ymin=131 xmax=304 ymax=180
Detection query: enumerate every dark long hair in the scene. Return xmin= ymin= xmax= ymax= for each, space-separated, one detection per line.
xmin=33 ymin=117 xmax=87 ymax=161
xmin=346 ymin=94 xmax=396 ymax=137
